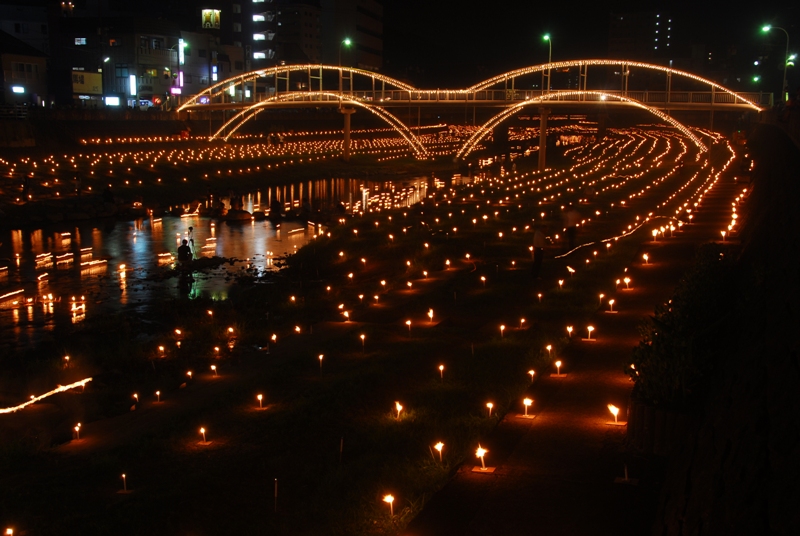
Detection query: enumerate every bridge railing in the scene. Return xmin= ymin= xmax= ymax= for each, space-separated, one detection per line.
xmin=185 ymin=88 xmax=773 ymax=110
xmin=337 ymin=89 xmax=770 ymax=107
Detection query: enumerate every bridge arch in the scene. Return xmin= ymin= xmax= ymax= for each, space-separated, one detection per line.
xmin=455 ymin=90 xmax=708 ymax=159
xmin=468 ymin=59 xmax=764 ymax=112
xmin=213 ymin=92 xmax=429 ymax=158
xmin=178 ymin=64 xmax=416 ymax=112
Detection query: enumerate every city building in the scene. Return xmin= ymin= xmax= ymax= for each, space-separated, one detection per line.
xmin=608 ymin=11 xmax=674 ymax=63
xmin=320 ymin=0 xmax=382 ymax=71
xmin=0 ymin=29 xmax=48 ymax=106
xmin=0 ymin=1 xmax=50 ymax=56
xmin=273 ymin=1 xmax=322 ymax=64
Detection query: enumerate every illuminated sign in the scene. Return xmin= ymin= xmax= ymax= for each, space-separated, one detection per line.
xmin=201 ymin=9 xmax=221 ymax=29
xmin=198 ymin=96 xmax=210 ymax=104
xmin=11 ymin=86 xmax=25 ymax=94
xmin=178 ymin=38 xmax=186 ymax=65
xmin=71 ymin=71 xmax=102 ymax=95
xmin=170 ymin=87 xmax=182 ymax=95
xmin=128 ymin=74 xmax=137 ymax=96
xmin=104 ymin=96 xmax=121 ymax=106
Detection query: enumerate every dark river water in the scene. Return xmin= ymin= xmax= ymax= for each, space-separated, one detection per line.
xmin=0 ymin=177 xmax=428 ymax=352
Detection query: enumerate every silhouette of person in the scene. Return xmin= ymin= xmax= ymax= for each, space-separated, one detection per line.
xmin=177 ymin=239 xmax=192 ymax=262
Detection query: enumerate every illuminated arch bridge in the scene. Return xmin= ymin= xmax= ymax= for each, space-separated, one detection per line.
xmin=177 ymin=60 xmax=770 ymax=158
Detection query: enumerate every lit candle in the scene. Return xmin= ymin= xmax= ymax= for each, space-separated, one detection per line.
xmin=476 ymin=445 xmax=488 ymax=470
xmin=608 ymin=404 xmax=620 ymax=424
xmin=383 ymin=494 xmax=394 ymax=516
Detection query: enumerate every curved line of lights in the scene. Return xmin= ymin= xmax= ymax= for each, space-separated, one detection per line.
xmin=180 ymin=60 xmax=761 ymax=114
xmin=215 ymin=92 xmax=429 ymax=157
xmin=0 ymin=378 xmax=93 ymax=414
xmin=455 ymin=91 xmax=707 ymax=159
xmin=178 ymin=64 xmax=416 ymax=111
xmin=467 ymin=59 xmax=762 ymax=111
xmin=553 ymin=216 xmax=682 ymax=259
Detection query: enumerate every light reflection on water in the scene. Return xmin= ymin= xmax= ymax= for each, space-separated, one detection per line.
xmin=0 ymin=216 xmax=311 ymax=352
xmin=0 ymin=176 xmax=429 ymax=352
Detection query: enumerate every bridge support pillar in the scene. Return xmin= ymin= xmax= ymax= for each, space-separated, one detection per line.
xmin=493 ymin=125 xmax=509 ymax=147
xmin=339 ymin=107 xmax=356 ymax=162
xmin=538 ymin=107 xmax=550 ymax=171
xmin=597 ymin=114 xmax=608 ymax=140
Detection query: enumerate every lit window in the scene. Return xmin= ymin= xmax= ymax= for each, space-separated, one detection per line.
xmin=233 ymin=22 xmax=241 ymax=32
xmin=75 ymin=37 xmax=87 ymax=45
xmin=232 ymin=3 xmax=241 ymax=13
xmin=254 ymin=33 xmax=266 ymax=40
xmin=253 ymin=52 xmax=266 ymax=59
xmin=253 ymin=14 xmax=265 ymax=21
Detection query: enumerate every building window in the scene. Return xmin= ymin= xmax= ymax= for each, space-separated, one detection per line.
xmin=115 ymin=64 xmax=129 ymax=78
xmin=109 ymin=38 xmax=119 ymax=46
xmin=233 ymin=23 xmax=242 ymax=32
xmin=75 ymin=37 xmax=87 ymax=45
xmin=233 ymin=3 xmax=241 ymax=13
xmin=140 ymin=36 xmax=149 ymax=48
xmin=234 ymin=41 xmax=242 ymax=47
xmin=144 ymin=68 xmax=157 ymax=77
xmin=152 ymin=38 xmax=163 ymax=49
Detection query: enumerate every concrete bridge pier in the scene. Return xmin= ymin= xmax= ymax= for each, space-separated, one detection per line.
xmin=538 ymin=107 xmax=550 ymax=171
xmin=597 ymin=113 xmax=608 ymax=140
xmin=339 ymin=107 xmax=355 ymax=161
xmin=493 ymin=124 xmax=509 ymax=147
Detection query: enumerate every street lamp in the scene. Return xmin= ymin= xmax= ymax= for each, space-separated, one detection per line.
xmin=338 ymin=37 xmax=352 ymax=97
xmin=762 ymin=25 xmax=790 ymax=102
xmin=542 ymin=34 xmax=552 ymax=92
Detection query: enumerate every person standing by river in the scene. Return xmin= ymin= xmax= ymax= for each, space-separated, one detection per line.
xmin=187 ymin=226 xmax=196 ymax=259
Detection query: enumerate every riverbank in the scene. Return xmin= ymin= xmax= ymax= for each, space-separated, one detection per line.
xmin=0 ymin=127 xmax=735 ymax=535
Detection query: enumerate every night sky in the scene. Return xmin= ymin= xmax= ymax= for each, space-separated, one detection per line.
xmin=382 ymin=0 xmax=798 ymax=89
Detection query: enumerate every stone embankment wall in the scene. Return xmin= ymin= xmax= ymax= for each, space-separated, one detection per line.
xmin=651 ymin=124 xmax=800 ymax=534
